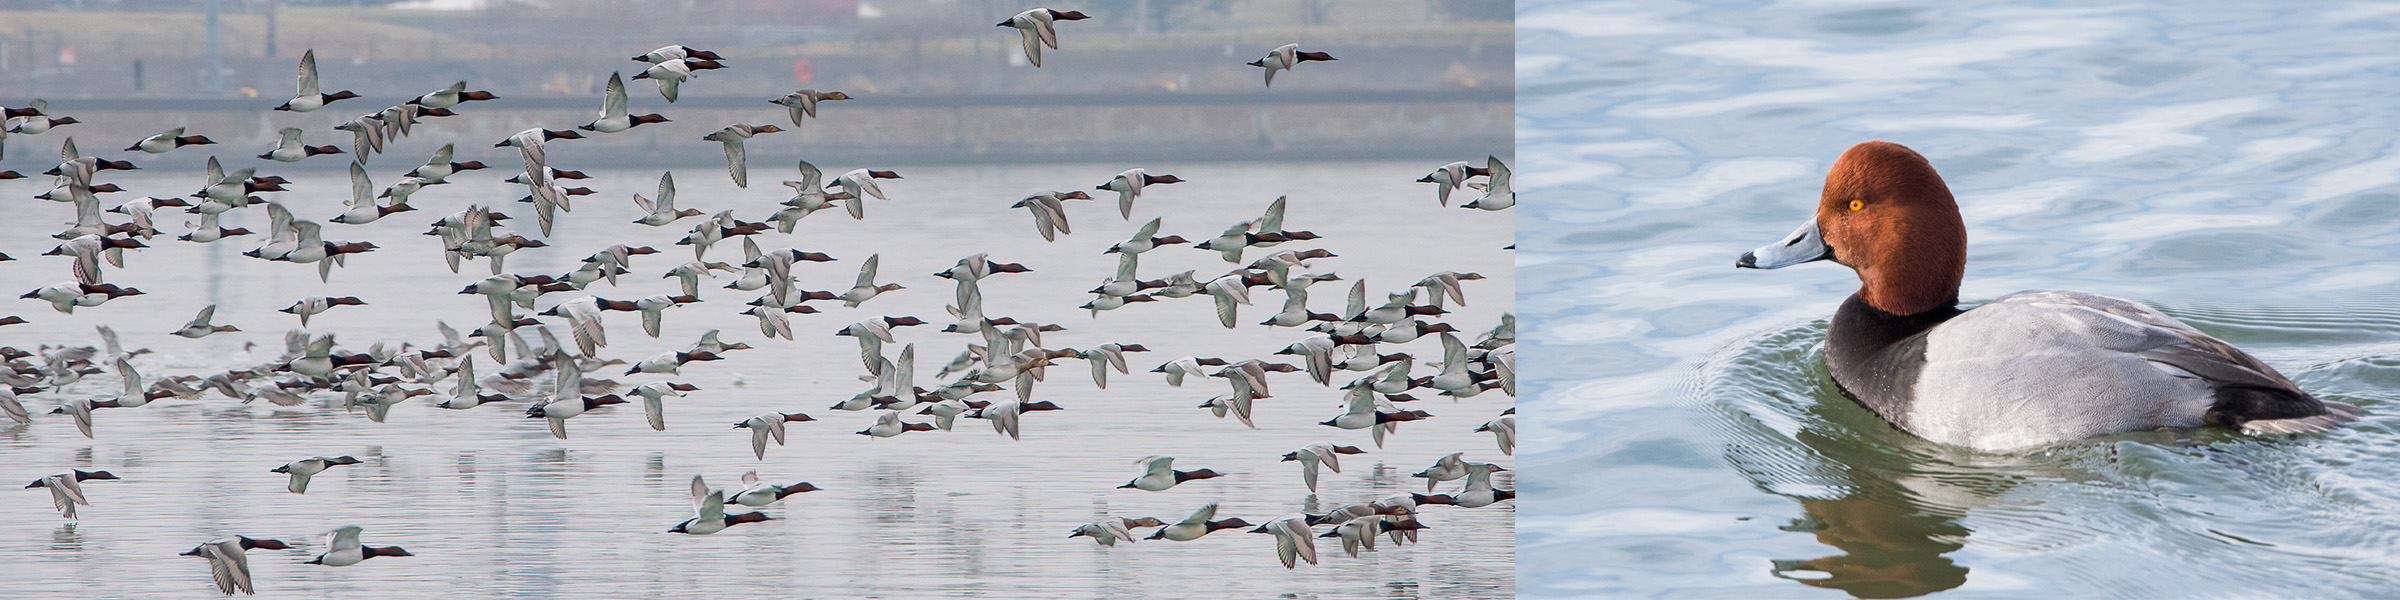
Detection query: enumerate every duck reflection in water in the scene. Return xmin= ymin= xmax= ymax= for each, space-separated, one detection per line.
xmin=1770 ymin=471 xmax=1970 ymax=599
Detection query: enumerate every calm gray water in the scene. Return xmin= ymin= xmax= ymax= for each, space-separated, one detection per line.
xmin=0 ymin=160 xmax=1513 ymax=598
xmin=1519 ymin=1 xmax=2400 ymax=598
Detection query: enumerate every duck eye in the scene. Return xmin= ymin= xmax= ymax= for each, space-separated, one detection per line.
xmin=1848 ymin=199 xmax=1863 ymax=211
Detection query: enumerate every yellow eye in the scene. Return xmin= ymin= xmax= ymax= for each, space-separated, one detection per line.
xmin=1848 ymin=199 xmax=1863 ymax=211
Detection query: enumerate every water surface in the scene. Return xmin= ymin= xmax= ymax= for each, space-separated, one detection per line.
xmin=0 ymin=160 xmax=1514 ymax=598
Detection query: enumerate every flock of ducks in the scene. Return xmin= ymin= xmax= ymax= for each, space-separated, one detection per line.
xmin=3 ymin=8 xmax=1512 ymax=595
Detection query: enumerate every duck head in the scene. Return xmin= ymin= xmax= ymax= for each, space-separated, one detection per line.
xmin=1736 ymin=141 xmax=1965 ymax=316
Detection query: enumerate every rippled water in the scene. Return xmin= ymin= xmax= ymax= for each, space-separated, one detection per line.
xmin=1519 ymin=1 xmax=2400 ymax=597
xmin=0 ymin=161 xmax=1513 ymax=598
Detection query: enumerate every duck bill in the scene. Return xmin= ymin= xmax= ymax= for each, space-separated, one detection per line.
xmin=1736 ymin=218 xmax=1830 ymax=269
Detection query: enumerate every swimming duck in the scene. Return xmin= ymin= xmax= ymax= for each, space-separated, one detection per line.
xmin=275 ymin=50 xmax=359 ymax=112
xmin=998 ymin=8 xmax=1091 ymax=67
xmin=1120 ymin=455 xmax=1224 ymax=491
xmin=1248 ymin=44 xmax=1337 ymax=87
xmin=1737 ymin=141 xmax=2363 ymax=450
xmin=181 ymin=536 xmax=292 ymax=595
xmin=580 ymin=72 xmax=671 ymax=134
xmin=126 ymin=127 xmax=215 ymax=154
xmin=701 ymin=123 xmax=782 ymax=188
xmin=304 ymin=525 xmax=410 ymax=566
xmin=270 ymin=456 xmax=362 ymax=494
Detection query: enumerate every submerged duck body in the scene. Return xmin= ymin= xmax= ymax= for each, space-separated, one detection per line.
xmin=1739 ymin=141 xmax=2363 ymax=450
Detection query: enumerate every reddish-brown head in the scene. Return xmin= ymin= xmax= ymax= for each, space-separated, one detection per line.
xmin=1817 ymin=141 xmax=1965 ymax=316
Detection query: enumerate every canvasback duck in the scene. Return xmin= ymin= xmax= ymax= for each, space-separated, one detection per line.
xmin=1738 ymin=140 xmax=2363 ymax=450
xmin=1094 ymin=168 xmax=1184 ymax=219
xmin=579 ymin=72 xmax=671 ymax=134
xmin=1249 ymin=514 xmax=1320 ymax=568
xmin=270 ymin=455 xmax=362 ymax=494
xmin=275 ymin=50 xmax=359 ymax=112
xmin=126 ymin=127 xmax=215 ymax=154
xmin=304 ymin=525 xmax=410 ymax=566
xmin=1119 ymin=455 xmax=1223 ymax=491
xmin=672 ymin=476 xmax=770 ymax=535
xmin=181 ymin=536 xmax=292 ymax=595
xmin=630 ymin=57 xmax=723 ymax=102
xmin=259 ymin=127 xmax=343 ymax=163
xmin=1072 ymin=516 xmax=1164 ymax=547
xmin=728 ymin=470 xmax=820 ymax=507
xmin=1146 ymin=502 xmax=1250 ymax=541
xmin=999 ymin=8 xmax=1091 ymax=67
xmin=27 ymin=469 xmax=117 ymax=519
xmin=1248 ymin=44 xmax=1336 ymax=87
xmin=406 ymin=80 xmax=498 ymax=109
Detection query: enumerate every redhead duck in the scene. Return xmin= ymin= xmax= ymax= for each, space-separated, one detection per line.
xmin=770 ymin=89 xmax=851 ymax=130
xmin=701 ymin=123 xmax=781 ymax=188
xmin=1738 ymin=141 xmax=2363 ymax=450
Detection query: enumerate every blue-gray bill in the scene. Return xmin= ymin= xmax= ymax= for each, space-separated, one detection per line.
xmin=1736 ymin=219 xmax=1828 ymax=269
